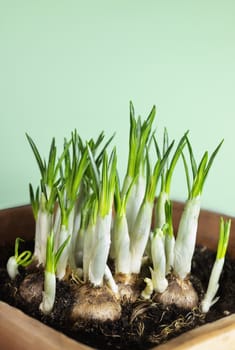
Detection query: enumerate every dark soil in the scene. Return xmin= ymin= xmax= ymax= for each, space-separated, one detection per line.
xmin=0 ymin=241 xmax=235 ymax=350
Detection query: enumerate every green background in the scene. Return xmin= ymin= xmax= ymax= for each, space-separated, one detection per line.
xmin=0 ymin=1 xmax=234 ymax=216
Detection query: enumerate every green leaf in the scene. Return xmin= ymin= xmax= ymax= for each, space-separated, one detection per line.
xmin=88 ymin=195 xmax=99 ymax=226
xmin=16 ymin=250 xmax=33 ymax=267
xmin=107 ymin=148 xmax=117 ymax=200
xmin=204 ymin=139 xmax=224 ymax=183
xmin=45 ymin=231 xmax=70 ymax=273
xmin=29 ymin=184 xmax=39 ymax=219
xmin=181 ymin=152 xmax=191 ymax=198
xmin=127 ymin=108 xmax=137 ymax=177
xmin=87 ymin=143 xmax=100 ymax=197
xmin=46 ymin=138 xmax=57 ymax=187
xmin=126 ymin=102 xmax=156 ymax=179
xmin=45 ymin=186 xmax=57 ymax=214
xmin=100 ymin=151 xmax=108 ymax=216
xmin=54 ymin=235 xmax=71 ymax=270
xmin=71 ymin=148 xmax=89 ymax=200
xmin=191 ymin=151 xmax=208 ymax=198
xmin=135 ymin=105 xmax=156 ymax=175
xmin=153 ymin=135 xmax=164 ymax=190
xmin=186 ymin=136 xmax=197 ymax=178
xmin=14 ymin=237 xmax=33 ymax=267
xmin=163 ymin=128 xmax=169 ymax=159
xmin=54 ymin=138 xmax=72 ymax=182
xmin=217 ymin=217 xmax=231 ymax=259
xmin=184 ymin=138 xmax=223 ymax=199
xmin=165 ymin=131 xmax=188 ymax=194
xmin=96 ymin=133 xmax=115 ymax=168
xmin=164 ymin=200 xmax=174 ymax=237
xmin=57 ymin=188 xmax=68 ymax=227
xmin=14 ymin=237 xmax=24 ymax=258
xmin=26 ymin=133 xmax=45 ymax=177
xmin=45 ymin=232 xmax=55 ymax=273
xmin=146 ymin=139 xmax=174 ymax=203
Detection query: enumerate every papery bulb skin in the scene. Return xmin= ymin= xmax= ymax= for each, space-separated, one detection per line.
xmin=154 ymin=274 xmax=198 ymax=310
xmin=70 ymin=284 xmax=121 ymax=323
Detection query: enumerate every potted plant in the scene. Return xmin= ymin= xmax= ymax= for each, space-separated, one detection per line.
xmin=0 ymin=103 xmax=234 ymax=350
xmin=0 ymin=203 xmax=234 ymax=350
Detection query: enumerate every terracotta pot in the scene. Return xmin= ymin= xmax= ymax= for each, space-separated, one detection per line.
xmin=0 ymin=203 xmax=234 ymax=350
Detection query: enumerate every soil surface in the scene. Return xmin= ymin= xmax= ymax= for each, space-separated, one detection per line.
xmin=0 ymin=241 xmax=235 ymax=350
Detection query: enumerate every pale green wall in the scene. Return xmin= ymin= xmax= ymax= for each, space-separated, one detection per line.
xmin=0 ymin=1 xmax=234 ymax=216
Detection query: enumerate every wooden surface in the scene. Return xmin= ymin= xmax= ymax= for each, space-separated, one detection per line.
xmin=0 ymin=301 xmax=90 ymax=350
xmin=0 ymin=205 xmax=35 ymax=244
xmin=0 ymin=203 xmax=235 ymax=350
xmin=157 ymin=313 xmax=235 ymax=350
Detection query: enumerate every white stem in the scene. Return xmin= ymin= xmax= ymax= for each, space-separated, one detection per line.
xmin=155 ymin=191 xmax=169 ymax=229
xmin=6 ymin=256 xmax=19 ymax=280
xmin=73 ymin=210 xmax=82 ymax=241
xmin=151 ymin=229 xmax=168 ymax=293
xmin=165 ymin=234 xmax=175 ymax=274
xmin=150 ymin=268 xmax=168 ymax=293
xmin=75 ymin=227 xmax=85 ymax=267
xmin=104 ymin=265 xmax=119 ymax=294
xmin=39 ymin=271 xmax=56 ymax=314
xmin=201 ymin=258 xmax=224 ymax=313
xmin=34 ymin=209 xmax=52 ymax=266
xmin=53 ymin=205 xmax=61 ymax=251
xmin=144 ymin=231 xmax=153 ymax=260
xmin=56 ymin=225 xmax=69 ymax=280
xmin=83 ymin=224 xmax=96 ymax=282
xmin=173 ymin=196 xmax=201 ymax=279
xmin=56 ymin=209 xmax=74 ymax=279
xmin=88 ymin=210 xmax=112 ymax=286
xmin=113 ymin=214 xmax=131 ymax=274
xmin=109 ymin=221 xmax=116 ymax=260
xmin=69 ymin=209 xmax=81 ymax=269
xmin=124 ymin=174 xmax=146 ymax=234
xmin=130 ymin=201 xmax=153 ymax=273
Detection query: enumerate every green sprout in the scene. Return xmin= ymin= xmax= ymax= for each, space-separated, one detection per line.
xmin=201 ymin=218 xmax=231 ymax=313
xmin=6 ymin=238 xmax=33 ymax=279
xmin=173 ymin=138 xmax=224 ymax=280
xmin=40 ymin=231 xmax=70 ymax=314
